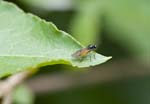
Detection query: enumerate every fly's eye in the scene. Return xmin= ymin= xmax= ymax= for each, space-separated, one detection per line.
xmin=92 ymin=45 xmax=96 ymax=48
xmin=87 ymin=44 xmax=97 ymax=50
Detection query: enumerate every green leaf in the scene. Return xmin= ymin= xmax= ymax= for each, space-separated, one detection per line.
xmin=0 ymin=1 xmax=111 ymax=78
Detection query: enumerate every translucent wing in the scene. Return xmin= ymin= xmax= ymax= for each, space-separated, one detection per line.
xmin=72 ymin=48 xmax=90 ymax=58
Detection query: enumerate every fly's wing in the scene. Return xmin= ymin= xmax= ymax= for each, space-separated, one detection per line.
xmin=72 ymin=48 xmax=90 ymax=58
xmin=72 ymin=49 xmax=82 ymax=58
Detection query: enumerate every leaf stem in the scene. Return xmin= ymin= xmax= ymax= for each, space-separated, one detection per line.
xmin=0 ymin=70 xmax=34 ymax=104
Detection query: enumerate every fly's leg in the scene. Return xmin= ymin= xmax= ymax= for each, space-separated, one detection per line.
xmin=89 ymin=52 xmax=96 ymax=62
xmin=93 ymin=52 xmax=96 ymax=59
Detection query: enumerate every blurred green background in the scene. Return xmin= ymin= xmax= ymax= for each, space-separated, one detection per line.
xmin=4 ymin=0 xmax=150 ymax=104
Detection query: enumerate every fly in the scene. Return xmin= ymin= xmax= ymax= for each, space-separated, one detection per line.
xmin=72 ymin=44 xmax=97 ymax=61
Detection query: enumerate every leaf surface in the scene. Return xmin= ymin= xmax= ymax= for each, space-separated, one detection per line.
xmin=0 ymin=1 xmax=111 ymax=78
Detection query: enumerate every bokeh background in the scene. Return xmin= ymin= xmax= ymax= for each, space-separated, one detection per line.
xmin=5 ymin=0 xmax=150 ymax=104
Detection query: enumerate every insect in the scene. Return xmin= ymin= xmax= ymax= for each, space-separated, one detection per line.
xmin=72 ymin=44 xmax=97 ymax=61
